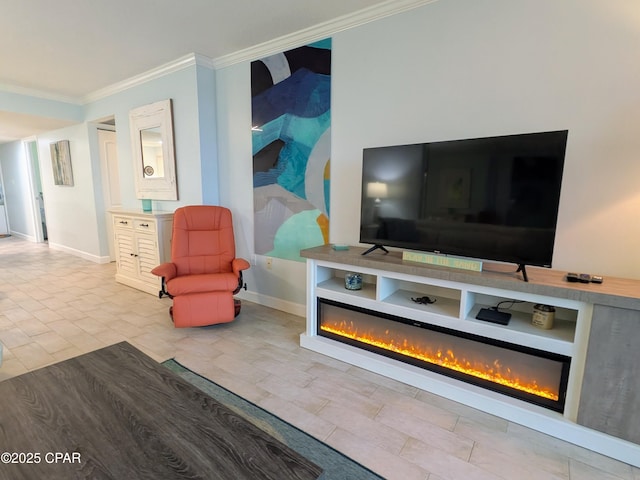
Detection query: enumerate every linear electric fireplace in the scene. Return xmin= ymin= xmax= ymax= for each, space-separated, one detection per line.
xmin=317 ymin=298 xmax=570 ymax=412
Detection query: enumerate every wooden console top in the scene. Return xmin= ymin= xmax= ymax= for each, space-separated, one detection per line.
xmin=301 ymin=245 xmax=640 ymax=310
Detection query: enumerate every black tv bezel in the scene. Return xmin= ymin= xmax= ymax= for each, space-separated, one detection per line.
xmin=358 ymin=130 xmax=568 ymax=270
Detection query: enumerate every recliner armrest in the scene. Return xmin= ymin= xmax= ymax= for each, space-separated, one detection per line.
xmin=151 ymin=262 xmax=177 ymax=281
xmin=232 ymin=258 xmax=250 ymax=276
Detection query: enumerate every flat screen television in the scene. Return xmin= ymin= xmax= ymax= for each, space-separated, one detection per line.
xmin=359 ymin=130 xmax=568 ymax=279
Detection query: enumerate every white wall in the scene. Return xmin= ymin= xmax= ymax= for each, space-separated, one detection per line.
xmin=0 ymin=90 xmax=82 ymax=124
xmin=0 ymin=61 xmax=218 ymax=263
xmin=0 ymin=141 xmax=37 ymax=239
xmin=335 ymin=0 xmax=640 ymax=279
xmin=84 ymin=63 xmax=215 ymax=212
xmin=37 ymin=123 xmax=107 ymax=261
xmin=217 ymin=0 xmax=640 ymax=312
xmin=216 ymin=62 xmax=308 ymax=313
xmin=195 ymin=63 xmax=220 ymax=206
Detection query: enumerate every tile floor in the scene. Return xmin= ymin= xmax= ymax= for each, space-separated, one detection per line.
xmin=0 ymin=236 xmax=638 ymax=480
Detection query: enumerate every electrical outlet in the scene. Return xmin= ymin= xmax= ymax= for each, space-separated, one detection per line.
xmin=266 ymin=257 xmax=273 ymax=270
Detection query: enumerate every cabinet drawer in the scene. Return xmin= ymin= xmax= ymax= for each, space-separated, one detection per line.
xmin=134 ymin=218 xmax=157 ymax=234
xmin=113 ymin=215 xmax=133 ymax=229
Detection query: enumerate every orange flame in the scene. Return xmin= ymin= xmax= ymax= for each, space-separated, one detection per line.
xmin=321 ymin=321 xmax=559 ymax=401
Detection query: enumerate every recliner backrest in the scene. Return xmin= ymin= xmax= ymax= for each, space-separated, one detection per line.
xmin=171 ymin=206 xmax=236 ymax=276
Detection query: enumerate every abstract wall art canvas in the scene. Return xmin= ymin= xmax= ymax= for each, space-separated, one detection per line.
xmin=251 ymin=39 xmax=331 ymax=262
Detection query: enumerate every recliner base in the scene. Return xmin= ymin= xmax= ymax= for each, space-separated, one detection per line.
xmin=171 ymin=292 xmax=236 ymax=328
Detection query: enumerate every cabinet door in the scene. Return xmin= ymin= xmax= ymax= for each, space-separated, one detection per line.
xmin=577 ymin=304 xmax=640 ymax=444
xmin=115 ymin=231 xmax=137 ymax=277
xmin=135 ymin=234 xmax=159 ymax=283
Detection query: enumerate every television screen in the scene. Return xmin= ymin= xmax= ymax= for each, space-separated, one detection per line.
xmin=359 ymin=130 xmax=568 ymax=268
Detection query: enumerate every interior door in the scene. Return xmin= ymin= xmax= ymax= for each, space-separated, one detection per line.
xmin=25 ymin=139 xmax=46 ymax=242
xmin=0 ymin=171 xmax=9 ymax=235
xmin=98 ymin=127 xmax=121 ymax=261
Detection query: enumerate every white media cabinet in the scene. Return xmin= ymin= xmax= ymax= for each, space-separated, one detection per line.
xmin=300 ymin=245 xmax=640 ymax=467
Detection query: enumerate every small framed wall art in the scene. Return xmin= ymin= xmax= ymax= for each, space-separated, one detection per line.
xmin=50 ymin=140 xmax=74 ymax=186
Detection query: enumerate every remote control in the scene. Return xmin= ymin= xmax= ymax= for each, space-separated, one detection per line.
xmin=566 ymin=273 xmax=579 ymax=283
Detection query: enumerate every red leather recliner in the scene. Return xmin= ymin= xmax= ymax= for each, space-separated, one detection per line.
xmin=151 ymin=205 xmax=249 ymax=327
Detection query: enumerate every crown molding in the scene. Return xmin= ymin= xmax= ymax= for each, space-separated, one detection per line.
xmin=82 ymin=53 xmax=214 ymax=104
xmin=0 ymin=82 xmax=82 ymax=105
xmin=213 ymin=0 xmax=438 ymax=68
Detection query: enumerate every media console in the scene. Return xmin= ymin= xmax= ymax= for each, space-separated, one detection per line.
xmin=300 ymin=245 xmax=640 ymax=467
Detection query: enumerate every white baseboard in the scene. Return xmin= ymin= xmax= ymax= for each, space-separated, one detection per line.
xmin=238 ymin=290 xmax=305 ymax=317
xmin=48 ymin=242 xmax=111 ymax=264
xmin=8 ymin=231 xmax=35 ymax=242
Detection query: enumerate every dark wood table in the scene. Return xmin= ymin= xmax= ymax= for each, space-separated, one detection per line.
xmin=0 ymin=342 xmax=322 ymax=480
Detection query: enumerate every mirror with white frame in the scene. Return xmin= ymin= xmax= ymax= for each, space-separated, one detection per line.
xmin=130 ymin=99 xmax=177 ymax=200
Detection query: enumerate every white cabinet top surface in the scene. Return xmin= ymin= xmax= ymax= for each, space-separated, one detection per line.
xmin=302 ymin=245 xmax=640 ymax=310
xmin=109 ymin=207 xmax=174 ymax=219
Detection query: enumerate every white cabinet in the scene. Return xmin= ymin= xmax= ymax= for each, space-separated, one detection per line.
xmin=304 ymin=257 xmax=589 ymax=413
xmin=110 ymin=209 xmax=173 ymax=295
xmin=300 ymin=245 xmax=640 ymax=467
xmin=307 ymin=259 xmax=586 ymax=356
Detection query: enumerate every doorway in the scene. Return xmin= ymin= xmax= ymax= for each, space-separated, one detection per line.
xmin=97 ymin=125 xmax=121 ymax=261
xmin=25 ymin=139 xmax=47 ymax=242
xmin=0 ymin=166 xmax=9 ymax=235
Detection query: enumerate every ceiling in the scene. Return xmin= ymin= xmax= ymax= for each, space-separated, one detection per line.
xmin=0 ymin=0 xmax=428 ymax=144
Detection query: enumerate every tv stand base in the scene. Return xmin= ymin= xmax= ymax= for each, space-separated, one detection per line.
xmin=361 ymin=244 xmax=389 ymax=256
xmin=517 ymin=263 xmax=529 ymax=282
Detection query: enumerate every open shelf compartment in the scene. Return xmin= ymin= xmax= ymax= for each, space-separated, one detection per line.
xmin=315 ymin=265 xmax=377 ymax=301
xmin=378 ymin=277 xmax=461 ymax=321
xmin=462 ymin=291 xmax=578 ymax=356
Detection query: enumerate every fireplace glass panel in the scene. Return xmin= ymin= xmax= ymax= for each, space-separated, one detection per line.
xmin=318 ymin=298 xmax=569 ymax=411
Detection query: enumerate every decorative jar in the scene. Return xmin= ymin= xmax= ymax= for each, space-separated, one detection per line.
xmin=344 ymin=272 xmax=363 ymax=291
xmin=532 ymin=304 xmax=555 ymax=330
